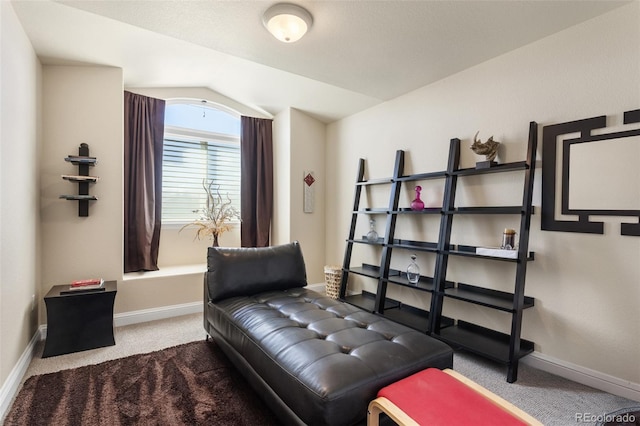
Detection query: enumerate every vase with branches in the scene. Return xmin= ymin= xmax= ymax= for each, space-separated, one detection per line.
xmin=180 ymin=180 xmax=240 ymax=247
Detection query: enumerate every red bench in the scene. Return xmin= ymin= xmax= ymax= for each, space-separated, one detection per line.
xmin=368 ymin=368 xmax=542 ymax=426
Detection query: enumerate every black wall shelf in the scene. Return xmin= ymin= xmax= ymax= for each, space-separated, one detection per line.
xmin=60 ymin=143 xmax=98 ymax=217
xmin=339 ymin=122 xmax=537 ymax=383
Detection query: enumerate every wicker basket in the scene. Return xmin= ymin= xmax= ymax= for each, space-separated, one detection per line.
xmin=323 ymin=265 xmax=343 ymax=300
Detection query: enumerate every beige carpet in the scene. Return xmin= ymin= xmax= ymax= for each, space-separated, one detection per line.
xmin=23 ymin=313 xmax=204 ymax=379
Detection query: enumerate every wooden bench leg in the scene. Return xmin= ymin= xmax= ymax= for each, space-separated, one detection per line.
xmin=367 ymin=397 xmax=419 ymax=426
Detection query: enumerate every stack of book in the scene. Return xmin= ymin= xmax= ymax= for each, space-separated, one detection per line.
xmin=68 ymin=278 xmax=105 ymax=291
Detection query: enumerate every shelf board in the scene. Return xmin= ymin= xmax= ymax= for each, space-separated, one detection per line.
xmin=443 ymin=283 xmax=534 ymax=312
xmin=388 ymin=239 xmax=438 ymax=253
xmin=393 ymin=207 xmax=442 ymax=214
xmin=446 ymin=245 xmax=535 ymax=262
xmin=354 ymin=208 xmax=388 ymax=214
xmin=452 ymin=161 xmax=528 ymax=176
xmin=445 ymin=206 xmax=524 ymax=215
xmin=382 ymin=305 xmax=455 ymax=333
xmin=434 ymin=320 xmax=534 ymax=364
xmin=395 ymin=171 xmax=447 ymax=182
xmin=343 ymin=294 xmax=376 ymax=312
xmin=59 ymin=195 xmax=98 ymax=201
xmin=356 ymin=178 xmax=393 ymax=186
xmin=349 ymin=238 xmax=384 ymax=246
xmin=386 ymin=274 xmax=437 ymax=293
xmin=382 ymin=305 xmax=430 ymax=333
xmin=345 ymin=264 xmax=381 ymax=279
xmin=342 ymin=291 xmax=399 ymax=312
xmin=62 ymin=175 xmax=99 ymax=183
xmin=65 ymin=156 xmax=97 ymax=165
xmin=346 ymin=264 xmax=402 ymax=279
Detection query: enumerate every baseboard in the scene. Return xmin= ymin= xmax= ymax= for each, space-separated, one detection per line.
xmin=0 ymin=331 xmax=40 ymax=422
xmin=113 ymin=301 xmax=203 ymax=328
xmin=522 ymin=351 xmax=640 ymax=402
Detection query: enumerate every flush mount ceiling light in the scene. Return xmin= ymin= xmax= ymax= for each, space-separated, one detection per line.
xmin=262 ymin=3 xmax=313 ymax=43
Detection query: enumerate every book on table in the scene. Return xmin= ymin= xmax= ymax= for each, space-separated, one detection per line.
xmin=69 ymin=278 xmax=104 ymax=291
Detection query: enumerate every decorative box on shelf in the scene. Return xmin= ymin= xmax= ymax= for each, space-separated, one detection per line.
xmin=475 ymin=247 xmax=518 ymax=259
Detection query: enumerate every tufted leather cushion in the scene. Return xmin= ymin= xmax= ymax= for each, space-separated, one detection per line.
xmin=207 ymin=288 xmax=453 ymax=426
xmin=206 ymin=241 xmax=307 ymax=302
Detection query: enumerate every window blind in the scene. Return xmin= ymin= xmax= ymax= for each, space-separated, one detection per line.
xmin=162 ymin=137 xmax=241 ymax=223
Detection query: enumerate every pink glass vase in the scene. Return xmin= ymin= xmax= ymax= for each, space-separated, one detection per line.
xmin=411 ymin=186 xmax=425 ymax=211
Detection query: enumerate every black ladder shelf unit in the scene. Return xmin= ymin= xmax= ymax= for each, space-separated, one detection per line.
xmin=339 ymin=122 xmax=538 ymax=382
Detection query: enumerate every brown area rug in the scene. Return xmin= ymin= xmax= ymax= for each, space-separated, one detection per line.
xmin=5 ymin=340 xmax=280 ymax=426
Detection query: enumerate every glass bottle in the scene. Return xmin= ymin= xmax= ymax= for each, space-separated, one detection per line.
xmin=366 ymin=219 xmax=379 ymax=242
xmin=407 ymin=254 xmax=420 ymax=284
xmin=501 ymin=228 xmax=517 ymax=250
xmin=411 ymin=186 xmax=425 ymax=211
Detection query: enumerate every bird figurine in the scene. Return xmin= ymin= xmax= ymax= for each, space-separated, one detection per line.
xmin=470 ymin=131 xmax=500 ymax=162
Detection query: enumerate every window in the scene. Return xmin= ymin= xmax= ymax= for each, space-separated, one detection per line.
xmin=162 ymin=100 xmax=241 ymax=223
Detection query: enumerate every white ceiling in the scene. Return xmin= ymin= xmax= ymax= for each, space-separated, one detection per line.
xmin=11 ymin=0 xmax=630 ymax=123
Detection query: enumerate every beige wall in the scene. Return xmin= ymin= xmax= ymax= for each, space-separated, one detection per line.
xmin=272 ymin=109 xmax=292 ymax=246
xmin=290 ymin=108 xmax=326 ymax=284
xmin=38 ymin=79 xmax=327 ymax=325
xmin=0 ymin=1 xmax=41 ymax=388
xmin=272 ymin=108 xmax=326 ymax=284
xmin=39 ymin=75 xmax=224 ymax=317
xmin=127 ymin=87 xmax=272 ymax=121
xmin=40 ymin=65 xmax=124 ymax=313
xmin=326 ymin=3 xmax=640 ymax=385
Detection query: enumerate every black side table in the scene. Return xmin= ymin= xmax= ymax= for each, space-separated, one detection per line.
xmin=43 ymin=280 xmax=117 ymax=358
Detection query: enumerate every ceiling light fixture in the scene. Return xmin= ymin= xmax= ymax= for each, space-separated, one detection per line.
xmin=262 ymin=3 xmax=313 ymax=43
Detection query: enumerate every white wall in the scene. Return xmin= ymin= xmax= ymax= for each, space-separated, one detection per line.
xmin=39 ymin=80 xmax=325 ymax=322
xmin=0 ymin=0 xmax=41 ymax=388
xmin=128 ymin=87 xmax=272 ymax=121
xmin=272 ymin=108 xmax=326 ymax=284
xmin=326 ymin=2 xmax=640 ymax=386
xmin=39 ymin=71 xmax=214 ymax=316
xmin=40 ymin=65 xmax=124 ymax=312
xmin=272 ymin=109 xmax=292 ymax=246
xmin=290 ymin=108 xmax=326 ymax=284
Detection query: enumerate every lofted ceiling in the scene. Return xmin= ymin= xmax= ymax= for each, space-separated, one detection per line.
xmin=11 ymin=0 xmax=630 ymax=123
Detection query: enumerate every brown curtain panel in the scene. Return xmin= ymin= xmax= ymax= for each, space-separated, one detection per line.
xmin=123 ymin=91 xmax=165 ymax=272
xmin=240 ymin=117 xmax=274 ymax=247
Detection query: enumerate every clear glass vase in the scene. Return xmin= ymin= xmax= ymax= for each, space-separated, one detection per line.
xmin=366 ymin=219 xmax=379 ymax=242
xmin=407 ymin=254 xmax=420 ymax=284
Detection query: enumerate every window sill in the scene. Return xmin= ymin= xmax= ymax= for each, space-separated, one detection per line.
xmin=123 ymin=264 xmax=206 ymax=281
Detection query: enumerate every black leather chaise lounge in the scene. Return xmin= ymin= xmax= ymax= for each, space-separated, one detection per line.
xmin=204 ymin=241 xmax=453 ymax=426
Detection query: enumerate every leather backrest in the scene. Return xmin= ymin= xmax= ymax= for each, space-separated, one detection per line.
xmin=206 ymin=241 xmax=307 ymax=302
